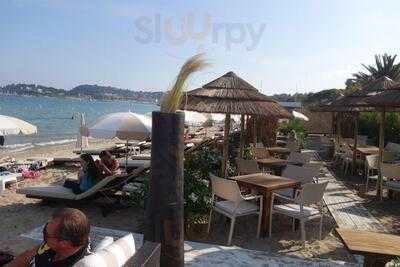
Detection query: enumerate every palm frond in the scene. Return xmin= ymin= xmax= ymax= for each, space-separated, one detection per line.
xmin=352 ymin=53 xmax=400 ymax=85
xmin=160 ymin=53 xmax=209 ymax=113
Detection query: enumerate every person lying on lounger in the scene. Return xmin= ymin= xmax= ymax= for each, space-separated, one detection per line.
xmin=63 ymin=154 xmax=100 ymax=194
xmin=5 ymin=208 xmax=90 ymax=267
xmin=95 ymin=150 xmax=119 ymax=179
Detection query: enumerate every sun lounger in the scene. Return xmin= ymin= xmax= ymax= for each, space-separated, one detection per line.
xmin=0 ymin=172 xmax=22 ymax=195
xmin=16 ymin=163 xmax=150 ymax=201
xmin=131 ymin=153 xmax=151 ymax=160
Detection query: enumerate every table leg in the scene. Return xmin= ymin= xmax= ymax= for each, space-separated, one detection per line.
xmin=260 ymin=191 xmax=272 ymax=238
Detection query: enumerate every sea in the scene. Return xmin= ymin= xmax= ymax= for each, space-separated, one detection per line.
xmin=0 ymin=95 xmax=159 ymax=152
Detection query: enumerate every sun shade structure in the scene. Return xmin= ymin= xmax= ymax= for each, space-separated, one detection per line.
xmin=88 ymin=112 xmax=151 ymax=140
xmin=181 ymin=71 xmax=291 ymax=117
xmin=0 ymin=115 xmax=37 ymax=135
xmin=180 ymin=71 xmax=291 ymax=177
xmin=314 ymin=76 xmax=399 ymax=199
xmin=87 ymin=112 xmax=152 ymax=170
xmin=314 ymin=76 xmax=398 ymax=112
xmin=364 ymin=84 xmax=400 ymax=110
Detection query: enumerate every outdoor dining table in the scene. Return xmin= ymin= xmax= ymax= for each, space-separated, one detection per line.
xmin=266 ymin=147 xmax=291 ymax=158
xmin=349 ymin=144 xmax=380 ymax=156
xmin=336 ymin=228 xmax=400 ymax=267
xmin=256 ymin=157 xmax=288 ymax=175
xmin=230 ymin=173 xmax=301 ymax=238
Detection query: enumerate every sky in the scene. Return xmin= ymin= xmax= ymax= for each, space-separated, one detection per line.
xmin=1 ymin=0 xmax=400 ymax=95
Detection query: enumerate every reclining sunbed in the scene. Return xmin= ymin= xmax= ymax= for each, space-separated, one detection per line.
xmin=16 ymin=163 xmax=150 ymax=201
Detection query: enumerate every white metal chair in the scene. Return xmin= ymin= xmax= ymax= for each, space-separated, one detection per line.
xmin=269 ymin=182 xmax=328 ymax=246
xmin=341 ymin=144 xmax=353 ymax=175
xmin=365 ymin=154 xmax=380 ymax=192
xmin=382 ymin=163 xmax=400 ymax=195
xmin=236 ymin=158 xmax=262 ymax=175
xmin=276 ymin=165 xmax=318 ymax=197
xmin=208 ymin=173 xmax=263 ymax=246
xmin=287 ymin=152 xmax=311 ymax=166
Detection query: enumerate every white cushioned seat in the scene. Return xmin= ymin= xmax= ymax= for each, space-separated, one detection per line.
xmin=274 ymin=203 xmax=320 ymax=217
xmin=75 ymin=234 xmax=136 ymax=267
xmin=215 ymin=200 xmax=259 ymax=216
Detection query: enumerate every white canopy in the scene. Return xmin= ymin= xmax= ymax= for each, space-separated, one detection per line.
xmin=292 ymin=110 xmax=309 ymax=121
xmin=0 ymin=115 xmax=37 ymax=135
xmin=87 ymin=112 xmax=151 ymax=140
xmin=180 ymin=110 xmax=208 ymax=126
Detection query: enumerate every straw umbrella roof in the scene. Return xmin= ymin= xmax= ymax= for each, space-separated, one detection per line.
xmin=314 ymin=76 xmax=398 ymax=112
xmin=181 ymin=71 xmax=291 ymax=118
xmin=364 ymin=84 xmax=400 ymax=110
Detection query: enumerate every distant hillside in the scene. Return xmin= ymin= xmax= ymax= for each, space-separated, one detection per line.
xmin=271 ymin=88 xmax=344 ymax=106
xmin=0 ymin=83 xmax=163 ymax=103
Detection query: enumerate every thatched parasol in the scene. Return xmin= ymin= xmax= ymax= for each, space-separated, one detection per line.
xmin=314 ymin=76 xmax=399 ymax=198
xmin=181 ymin=71 xmax=291 ymax=177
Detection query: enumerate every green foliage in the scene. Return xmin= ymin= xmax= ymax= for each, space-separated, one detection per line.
xmin=126 ymin=175 xmax=150 ymax=209
xmin=385 ymin=257 xmax=400 ymax=267
xmin=359 ymin=112 xmax=400 ymax=145
xmin=279 ymin=118 xmax=305 ymax=138
xmin=184 ymin=146 xmax=221 ymax=224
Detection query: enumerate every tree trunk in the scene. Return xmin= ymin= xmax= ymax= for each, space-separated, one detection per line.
xmin=145 ymin=111 xmax=185 ymax=267
xmin=221 ymin=113 xmax=231 ymax=177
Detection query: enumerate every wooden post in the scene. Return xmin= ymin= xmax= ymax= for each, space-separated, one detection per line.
xmin=221 ymin=113 xmax=231 ymax=177
xmin=253 ymin=115 xmax=257 ymax=145
xmin=239 ymin=114 xmax=245 ymax=158
xmin=145 ymin=111 xmax=184 ymax=267
xmin=377 ymin=110 xmax=385 ymax=200
xmin=337 ymin=113 xmax=342 ymax=146
xmin=352 ymin=112 xmax=359 ymax=175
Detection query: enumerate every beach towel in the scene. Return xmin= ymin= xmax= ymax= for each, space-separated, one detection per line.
xmin=22 ymin=170 xmax=40 ymax=179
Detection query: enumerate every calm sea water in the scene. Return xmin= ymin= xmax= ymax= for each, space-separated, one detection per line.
xmin=0 ymin=95 xmax=159 ymax=151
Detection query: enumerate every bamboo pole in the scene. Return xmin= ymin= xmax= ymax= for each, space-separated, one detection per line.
xmin=221 ymin=113 xmax=231 ymax=177
xmin=377 ymin=110 xmax=385 ymax=200
xmin=352 ymin=112 xmax=359 ymax=174
xmin=239 ymin=114 xmax=245 ymax=158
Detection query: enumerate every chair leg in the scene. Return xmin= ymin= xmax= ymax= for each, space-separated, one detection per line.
xmin=207 ymin=209 xmax=213 ymax=234
xmin=268 ymin=212 xmax=273 ymax=237
xmin=257 ymin=201 xmax=263 ymax=238
xmin=365 ymin=177 xmax=369 ymax=193
xmin=227 ymin=217 xmax=236 ymax=246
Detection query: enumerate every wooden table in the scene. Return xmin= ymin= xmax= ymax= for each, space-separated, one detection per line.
xmin=349 ymin=144 xmax=380 ymax=156
xmin=230 ymin=173 xmax=300 ymax=237
xmin=336 ymin=228 xmax=400 ymax=267
xmin=266 ymin=147 xmax=291 ymax=158
xmin=256 ymin=158 xmax=288 ymax=175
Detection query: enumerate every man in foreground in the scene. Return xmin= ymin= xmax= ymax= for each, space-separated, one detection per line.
xmin=6 ymin=208 xmax=90 ymax=267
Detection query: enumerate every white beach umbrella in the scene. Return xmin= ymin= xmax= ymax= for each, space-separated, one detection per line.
xmin=292 ymin=110 xmax=309 ymax=121
xmin=180 ymin=110 xmax=208 ymax=126
xmin=0 ymin=115 xmax=37 ymax=135
xmin=88 ymin=112 xmax=152 ymax=170
xmin=88 ymin=112 xmax=151 ymax=140
xmin=76 ymin=113 xmax=89 ymax=151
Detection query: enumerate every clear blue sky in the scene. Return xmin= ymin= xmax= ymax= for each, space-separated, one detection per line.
xmin=1 ymin=0 xmax=400 ymax=95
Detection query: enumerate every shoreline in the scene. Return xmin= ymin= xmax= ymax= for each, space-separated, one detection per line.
xmin=0 ymin=139 xmax=118 ymax=161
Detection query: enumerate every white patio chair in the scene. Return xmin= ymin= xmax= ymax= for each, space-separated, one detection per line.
xmin=208 ymin=173 xmax=263 ymax=246
xmin=269 ymin=182 xmax=328 ymax=246
xmin=287 ymin=152 xmax=311 ymax=166
xmin=341 ymin=144 xmax=353 ymax=175
xmin=365 ymin=154 xmax=380 ymax=192
xmin=276 ymin=165 xmax=318 ymax=197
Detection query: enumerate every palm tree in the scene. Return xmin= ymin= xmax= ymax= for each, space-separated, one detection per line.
xmin=352 ymin=54 xmax=400 ymax=85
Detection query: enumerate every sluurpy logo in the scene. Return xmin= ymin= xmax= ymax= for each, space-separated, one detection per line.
xmin=133 ymin=13 xmax=266 ymax=51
